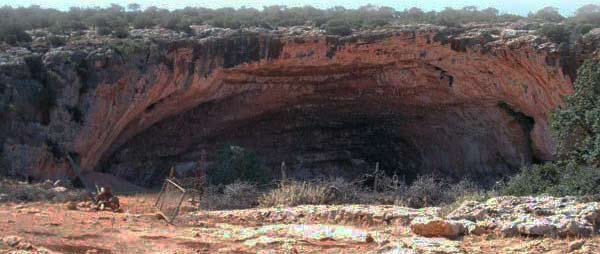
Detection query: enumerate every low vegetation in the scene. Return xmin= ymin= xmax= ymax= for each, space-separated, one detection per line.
xmin=198 ymin=173 xmax=484 ymax=210
xmin=208 ymin=145 xmax=271 ymax=186
xmin=0 ymin=4 xmax=598 ymax=44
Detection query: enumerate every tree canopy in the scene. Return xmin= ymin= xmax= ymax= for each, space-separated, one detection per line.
xmin=0 ymin=4 xmax=598 ymax=43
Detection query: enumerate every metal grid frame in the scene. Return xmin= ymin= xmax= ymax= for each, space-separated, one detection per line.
xmin=154 ymin=179 xmax=187 ymax=223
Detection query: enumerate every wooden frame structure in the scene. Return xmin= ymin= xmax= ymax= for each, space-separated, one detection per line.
xmin=154 ymin=178 xmax=187 ymax=223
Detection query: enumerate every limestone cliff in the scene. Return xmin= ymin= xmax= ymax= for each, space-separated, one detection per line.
xmin=1 ymin=24 xmax=598 ymax=186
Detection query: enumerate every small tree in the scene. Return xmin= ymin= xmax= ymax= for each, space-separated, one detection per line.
xmin=323 ymin=18 xmax=352 ymax=36
xmin=537 ymin=23 xmax=570 ymax=44
xmin=574 ymin=4 xmax=600 ymax=25
xmin=530 ymin=6 xmax=564 ymax=22
xmin=132 ymin=14 xmax=156 ymax=29
xmin=209 ymin=145 xmax=270 ymax=185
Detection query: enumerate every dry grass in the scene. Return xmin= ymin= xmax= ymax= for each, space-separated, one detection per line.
xmin=257 ymin=176 xmax=485 ymax=209
xmin=201 ymin=181 xmax=261 ymax=210
xmin=258 ymin=180 xmax=341 ymax=207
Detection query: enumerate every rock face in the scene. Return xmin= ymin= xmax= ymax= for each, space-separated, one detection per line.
xmin=0 ymin=24 xmax=596 ymax=185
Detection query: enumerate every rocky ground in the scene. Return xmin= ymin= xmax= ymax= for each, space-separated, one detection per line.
xmin=0 ymin=184 xmax=599 ymax=254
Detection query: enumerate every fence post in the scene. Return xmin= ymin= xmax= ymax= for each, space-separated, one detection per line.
xmin=373 ymin=162 xmax=380 ymax=192
xmin=280 ymin=161 xmax=287 ymax=183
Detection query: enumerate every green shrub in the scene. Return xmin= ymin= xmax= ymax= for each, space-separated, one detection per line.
xmin=133 ymin=14 xmax=156 ymax=29
xmin=113 ymin=26 xmax=129 ymax=38
xmin=209 ymin=145 xmax=270 ymax=185
xmin=529 ymin=6 xmax=565 ymax=22
xmin=537 ymin=23 xmax=570 ymax=44
xmin=109 ymin=40 xmax=147 ymax=56
xmin=47 ymin=35 xmax=66 ymax=47
xmin=548 ymin=165 xmax=600 ymax=196
xmin=574 ymin=4 xmax=600 ymax=25
xmin=96 ymin=26 xmax=112 ymax=36
xmin=503 ymin=162 xmax=600 ymax=196
xmin=0 ymin=23 xmax=32 ymax=45
xmin=501 ymin=163 xmax=560 ymax=196
xmin=323 ymin=19 xmax=353 ymax=36
xmin=551 ymin=59 xmax=600 ymax=167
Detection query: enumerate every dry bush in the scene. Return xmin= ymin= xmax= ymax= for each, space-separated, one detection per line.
xmin=201 ymin=181 xmax=260 ymax=210
xmin=364 ymin=171 xmax=408 ymax=205
xmin=255 ymin=175 xmax=484 ymax=209
xmin=402 ymin=175 xmax=484 ymax=208
xmin=402 ymin=175 xmax=449 ymax=208
xmin=258 ymin=178 xmax=366 ymax=207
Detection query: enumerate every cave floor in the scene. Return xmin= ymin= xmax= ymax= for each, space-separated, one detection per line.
xmin=0 ymin=195 xmax=598 ymax=254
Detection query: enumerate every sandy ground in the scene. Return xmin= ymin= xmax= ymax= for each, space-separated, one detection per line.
xmin=1 ymin=194 xmax=599 ymax=254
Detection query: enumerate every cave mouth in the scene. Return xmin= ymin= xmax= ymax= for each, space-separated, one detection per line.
xmin=99 ymin=66 xmax=539 ymax=188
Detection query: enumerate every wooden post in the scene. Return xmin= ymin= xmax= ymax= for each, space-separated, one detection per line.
xmin=373 ymin=162 xmax=380 ymax=192
xmin=195 ymin=149 xmax=207 ymax=209
xmin=280 ymin=161 xmax=287 ymax=183
xmin=168 ymin=166 xmax=176 ymax=179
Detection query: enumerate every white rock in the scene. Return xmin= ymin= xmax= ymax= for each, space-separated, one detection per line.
xmin=516 ymin=219 xmax=555 ymax=236
xmin=51 ymin=186 xmax=68 ymax=193
xmin=40 ymin=180 xmax=54 ymax=189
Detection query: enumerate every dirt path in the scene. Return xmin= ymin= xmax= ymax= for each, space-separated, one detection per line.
xmin=1 ymin=196 xmax=599 ymax=254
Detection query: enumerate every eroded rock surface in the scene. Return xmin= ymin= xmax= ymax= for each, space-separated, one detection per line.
xmin=0 ymin=23 xmax=597 ymax=185
xmin=447 ymin=196 xmax=600 ymax=237
xmin=196 ymin=204 xmax=439 ymax=227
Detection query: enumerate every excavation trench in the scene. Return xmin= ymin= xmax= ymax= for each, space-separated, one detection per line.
xmin=99 ymin=65 xmax=539 ymax=187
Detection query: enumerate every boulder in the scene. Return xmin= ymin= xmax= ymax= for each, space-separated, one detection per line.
xmin=409 ymin=217 xmax=465 ymax=238
xmin=557 ymin=219 xmax=594 ymax=237
xmin=516 ymin=219 xmax=556 ymax=236
xmin=498 ymin=221 xmax=519 ymax=237
xmin=568 ymin=240 xmax=586 ymax=252
xmin=446 ymin=201 xmax=488 ymax=221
